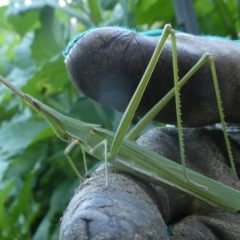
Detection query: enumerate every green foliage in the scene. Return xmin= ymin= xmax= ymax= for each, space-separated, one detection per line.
xmin=0 ymin=0 xmax=239 ymax=239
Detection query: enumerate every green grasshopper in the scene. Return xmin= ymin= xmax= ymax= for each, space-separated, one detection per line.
xmin=0 ymin=24 xmax=240 ymax=213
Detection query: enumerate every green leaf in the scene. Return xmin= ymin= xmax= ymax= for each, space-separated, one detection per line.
xmin=130 ymin=0 xmax=174 ymax=26
xmin=33 ymin=179 xmax=78 ymax=240
xmin=0 ymin=181 xmax=14 ymax=223
xmin=0 ymin=114 xmax=48 ymax=161
xmin=130 ymin=0 xmax=158 ymax=13
xmin=22 ymin=56 xmax=68 ymax=97
xmin=0 ymin=6 xmax=13 ymax=31
xmin=0 ymin=161 xmax=10 ymax=181
xmin=100 ymin=0 xmax=118 ymax=10
xmin=6 ymin=7 xmax=40 ymax=37
xmin=31 ymin=6 xmax=65 ymax=64
xmin=88 ymin=0 xmax=102 ymax=25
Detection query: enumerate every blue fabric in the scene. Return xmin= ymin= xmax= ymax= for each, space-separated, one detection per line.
xmin=200 ymin=34 xmax=240 ymax=42
xmin=140 ymin=29 xmax=164 ymax=37
xmin=62 ymin=29 xmax=95 ymax=57
xmin=167 ymin=215 xmax=185 ymax=236
xmin=167 ymin=223 xmax=174 ymax=236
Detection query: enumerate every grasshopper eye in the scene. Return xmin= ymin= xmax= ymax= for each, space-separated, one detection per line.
xmin=31 ymin=99 xmax=41 ymax=111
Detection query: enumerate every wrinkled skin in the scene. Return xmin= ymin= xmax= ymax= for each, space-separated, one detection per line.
xmin=60 ymin=28 xmax=240 ymax=239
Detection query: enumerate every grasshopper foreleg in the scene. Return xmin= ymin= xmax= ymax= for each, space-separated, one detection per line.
xmin=65 ymin=139 xmax=85 ymax=182
xmin=89 ymin=139 xmax=109 ymax=187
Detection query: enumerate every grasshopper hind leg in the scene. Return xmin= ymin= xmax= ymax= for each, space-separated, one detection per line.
xmin=125 ymin=26 xmax=237 ymax=186
xmin=171 ymin=29 xmax=208 ymax=189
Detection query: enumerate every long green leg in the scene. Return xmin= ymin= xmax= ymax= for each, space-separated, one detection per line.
xmin=209 ymin=57 xmax=237 ymax=180
xmin=109 ymin=24 xmax=172 ymax=158
xmin=65 ymin=139 xmax=93 ymax=181
xmin=107 ymin=23 xmax=236 ymax=185
xmin=81 ymin=145 xmax=88 ymax=175
xmin=126 ymin=53 xmax=210 ymax=140
xmin=90 ymin=139 xmax=109 ymax=187
xmin=65 ymin=139 xmax=85 ymax=181
xmin=171 ymin=29 xmax=188 ymax=184
xmin=124 ymin=28 xmax=237 ymax=182
xmin=108 ymin=24 xmax=198 ymax=185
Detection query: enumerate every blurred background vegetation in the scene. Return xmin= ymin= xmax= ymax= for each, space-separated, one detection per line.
xmin=0 ymin=0 xmax=239 ymax=239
